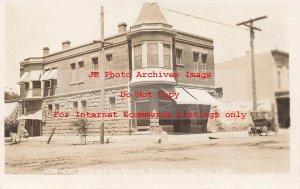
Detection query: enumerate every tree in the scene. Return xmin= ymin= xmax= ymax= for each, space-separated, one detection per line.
xmin=70 ymin=119 xmax=89 ymax=144
xmin=5 ymin=91 xmax=20 ymax=101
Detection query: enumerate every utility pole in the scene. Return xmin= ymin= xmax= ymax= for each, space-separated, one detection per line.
xmin=93 ymin=6 xmax=113 ymax=144
xmin=237 ymin=16 xmax=267 ymax=111
xmin=100 ymin=5 xmax=105 ymax=144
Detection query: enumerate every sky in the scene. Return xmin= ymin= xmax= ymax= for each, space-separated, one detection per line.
xmin=3 ymin=0 xmax=289 ymax=92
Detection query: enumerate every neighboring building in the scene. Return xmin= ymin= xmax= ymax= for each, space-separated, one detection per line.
xmin=17 ymin=3 xmax=219 ymax=136
xmin=215 ymin=50 xmax=290 ymax=128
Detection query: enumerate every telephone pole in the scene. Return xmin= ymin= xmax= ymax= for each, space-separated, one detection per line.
xmin=93 ymin=6 xmax=112 ymax=144
xmin=237 ymin=16 xmax=267 ymax=111
xmin=100 ymin=5 xmax=105 ymax=144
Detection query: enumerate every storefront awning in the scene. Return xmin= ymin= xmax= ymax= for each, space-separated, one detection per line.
xmin=17 ymin=110 xmax=42 ymax=120
xmin=40 ymin=70 xmax=51 ymax=80
xmin=160 ymin=87 xmax=219 ymax=105
xmin=160 ymin=87 xmax=199 ymax=104
xmin=185 ymin=88 xmax=219 ymax=105
xmin=29 ymin=70 xmax=42 ymax=81
xmin=18 ymin=72 xmax=30 ymax=83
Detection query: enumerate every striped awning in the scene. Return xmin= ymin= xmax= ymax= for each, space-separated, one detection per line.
xmin=29 ymin=70 xmax=42 ymax=81
xmin=18 ymin=72 xmax=30 ymax=83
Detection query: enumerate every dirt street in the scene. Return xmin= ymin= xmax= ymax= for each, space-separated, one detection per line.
xmin=5 ymin=129 xmax=289 ymax=174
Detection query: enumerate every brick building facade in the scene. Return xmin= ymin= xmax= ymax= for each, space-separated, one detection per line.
xmin=17 ymin=3 xmax=219 ymax=136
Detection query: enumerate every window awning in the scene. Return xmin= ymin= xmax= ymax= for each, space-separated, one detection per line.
xmin=47 ymin=69 xmax=57 ymax=80
xmin=185 ymin=88 xmax=219 ymax=105
xmin=18 ymin=72 xmax=30 ymax=83
xmin=17 ymin=110 xmax=42 ymax=120
xmin=29 ymin=70 xmax=42 ymax=81
xmin=160 ymin=87 xmax=219 ymax=105
xmin=40 ymin=70 xmax=51 ymax=80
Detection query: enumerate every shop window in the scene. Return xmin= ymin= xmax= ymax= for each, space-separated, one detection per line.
xmin=136 ymin=101 xmax=150 ymax=126
xmin=190 ymin=105 xmax=202 ymax=125
xmin=158 ymin=100 xmax=174 ymax=125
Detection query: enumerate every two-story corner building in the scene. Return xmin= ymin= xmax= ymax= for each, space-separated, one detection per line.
xmin=215 ymin=50 xmax=290 ymax=128
xmin=17 ymin=3 xmax=219 ymax=136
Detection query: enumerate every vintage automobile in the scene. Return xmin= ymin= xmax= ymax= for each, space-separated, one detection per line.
xmin=248 ymin=111 xmax=278 ymax=136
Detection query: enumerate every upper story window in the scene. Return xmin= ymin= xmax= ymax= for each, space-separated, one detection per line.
xmin=52 ymin=79 xmax=57 ymax=87
xmin=70 ymin=63 xmax=77 ymax=84
xmin=32 ymin=81 xmax=41 ymax=88
xmin=92 ymin=57 xmax=98 ymax=71
xmin=78 ymin=61 xmax=84 ymax=68
xmin=133 ymin=42 xmax=172 ymax=69
xmin=176 ymin=49 xmax=183 ymax=65
xmin=193 ymin=52 xmax=199 ymax=63
xmin=193 ymin=52 xmax=199 ymax=71
xmin=25 ymin=83 xmax=29 ymax=90
xmin=201 ymin=53 xmax=208 ymax=72
xmin=71 ymin=63 xmax=76 ymax=70
xmin=70 ymin=62 xmax=85 ymax=84
xmin=163 ymin=44 xmax=171 ymax=68
xmin=78 ymin=61 xmax=84 ymax=83
xmin=147 ymin=43 xmax=159 ymax=67
xmin=106 ymin=54 xmax=113 ymax=70
xmin=134 ymin=44 xmax=142 ymax=69
xmin=45 ymin=81 xmax=50 ymax=88
xmin=202 ymin=53 xmax=207 ymax=63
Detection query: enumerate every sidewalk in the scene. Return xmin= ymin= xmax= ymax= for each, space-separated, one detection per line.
xmin=16 ymin=130 xmax=249 ymax=145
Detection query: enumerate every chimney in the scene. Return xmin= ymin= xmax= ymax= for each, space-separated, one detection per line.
xmin=43 ymin=47 xmax=49 ymax=56
xmin=62 ymin=40 xmax=71 ymax=50
xmin=118 ymin=22 xmax=127 ymax=34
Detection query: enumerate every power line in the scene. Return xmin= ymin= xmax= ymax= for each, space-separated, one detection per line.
xmin=160 ymin=7 xmax=248 ymax=31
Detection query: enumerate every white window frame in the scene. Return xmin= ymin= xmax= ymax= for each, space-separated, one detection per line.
xmin=132 ymin=41 xmax=173 ymax=69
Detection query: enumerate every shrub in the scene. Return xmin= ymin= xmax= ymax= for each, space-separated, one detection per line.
xmin=70 ymin=119 xmax=88 ymax=144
